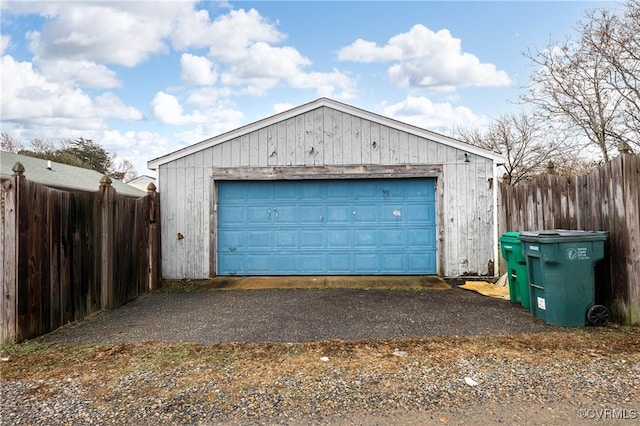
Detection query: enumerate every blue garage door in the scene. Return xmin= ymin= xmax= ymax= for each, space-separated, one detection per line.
xmin=217 ymin=179 xmax=436 ymax=275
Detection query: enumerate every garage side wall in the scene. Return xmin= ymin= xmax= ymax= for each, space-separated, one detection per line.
xmin=159 ymin=106 xmax=495 ymax=279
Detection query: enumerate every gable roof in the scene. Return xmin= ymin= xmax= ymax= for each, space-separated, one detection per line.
xmin=148 ymin=97 xmax=505 ymax=169
xmin=1 ymin=151 xmax=146 ymax=198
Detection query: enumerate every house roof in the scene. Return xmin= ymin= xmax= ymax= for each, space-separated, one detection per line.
xmin=126 ymin=175 xmax=156 ymax=185
xmin=1 ymin=151 xmax=146 ymax=198
xmin=148 ymin=97 xmax=506 ymax=169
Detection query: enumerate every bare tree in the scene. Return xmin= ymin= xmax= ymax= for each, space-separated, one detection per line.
xmin=581 ymin=0 xmax=640 ymax=149
xmin=522 ymin=0 xmax=640 ymax=160
xmin=1 ymin=133 xmax=24 ymax=152
xmin=110 ymin=158 xmax=138 ymax=182
xmin=457 ymin=112 xmax=589 ymax=185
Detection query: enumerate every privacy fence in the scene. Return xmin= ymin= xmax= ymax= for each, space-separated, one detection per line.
xmin=1 ymin=162 xmax=161 ymax=343
xmin=498 ymin=153 xmax=640 ymax=325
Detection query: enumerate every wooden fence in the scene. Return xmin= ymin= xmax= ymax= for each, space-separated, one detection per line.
xmin=498 ymin=153 xmax=640 ymax=325
xmin=1 ymin=162 xmax=161 ymax=343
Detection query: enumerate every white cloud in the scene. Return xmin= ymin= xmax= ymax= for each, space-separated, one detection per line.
xmin=382 ymin=96 xmax=484 ymax=131
xmin=33 ymin=58 xmax=121 ymax=88
xmin=6 ymin=3 xmax=356 ymax=100
xmin=180 ymin=53 xmax=218 ymax=85
xmin=338 ymin=24 xmax=511 ymax=91
xmin=337 ymin=38 xmax=402 ymax=62
xmin=203 ymin=9 xmax=285 ymax=62
xmin=1 ymin=55 xmax=142 ymax=131
xmin=101 ymin=129 xmax=171 ymax=175
xmin=287 ymin=69 xmax=357 ymax=100
xmin=220 ymin=42 xmax=311 ymax=94
xmin=1 ymin=35 xmax=10 ymax=54
xmin=94 ymin=93 xmax=144 ymax=121
xmin=23 ymin=2 xmax=180 ymax=67
xmin=186 ymin=86 xmax=233 ymax=108
xmin=151 ymin=91 xmax=208 ymax=126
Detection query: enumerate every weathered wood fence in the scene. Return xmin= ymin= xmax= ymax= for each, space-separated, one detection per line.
xmin=498 ymin=153 xmax=640 ymax=325
xmin=1 ymin=162 xmax=161 ymax=343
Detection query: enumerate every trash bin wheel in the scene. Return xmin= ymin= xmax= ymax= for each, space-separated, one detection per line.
xmin=587 ymin=305 xmax=610 ymax=327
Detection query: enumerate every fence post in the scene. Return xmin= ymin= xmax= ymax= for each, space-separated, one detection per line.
xmin=1 ymin=163 xmax=25 ymax=343
xmin=546 ymin=161 xmax=555 ymax=175
xmin=146 ymin=182 xmax=160 ymax=291
xmin=99 ymin=175 xmax=116 ymax=309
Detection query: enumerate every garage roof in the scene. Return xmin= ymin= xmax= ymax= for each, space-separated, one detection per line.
xmin=148 ymin=98 xmax=505 ymax=169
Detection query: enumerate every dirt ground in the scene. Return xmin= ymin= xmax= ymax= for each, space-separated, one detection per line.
xmin=2 ymin=278 xmax=638 ymax=424
xmin=2 ymin=330 xmax=639 ymax=425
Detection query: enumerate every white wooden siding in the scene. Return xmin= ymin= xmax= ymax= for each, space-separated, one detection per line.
xmin=159 ymin=106 xmax=495 ymax=279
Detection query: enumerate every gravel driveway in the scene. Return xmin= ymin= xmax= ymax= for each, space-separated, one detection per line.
xmin=41 ymin=284 xmax=561 ymax=344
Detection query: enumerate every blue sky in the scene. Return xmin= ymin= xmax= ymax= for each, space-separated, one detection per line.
xmin=0 ymin=1 xmax=616 ymax=176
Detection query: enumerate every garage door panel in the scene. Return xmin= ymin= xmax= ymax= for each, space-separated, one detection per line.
xmin=219 ymin=206 xmax=246 ymax=223
xmin=246 ymin=184 xmax=272 ymax=200
xmin=381 ymin=229 xmax=405 ymax=247
xmin=326 ymin=253 xmax=352 ymax=272
xmin=247 ymin=206 xmax=269 ymax=223
xmin=301 ymin=230 xmax=325 ymax=248
xmin=275 ymin=230 xmax=298 ymax=248
xmin=300 ymin=206 xmax=325 ymax=223
xmin=353 ymin=205 xmax=377 ymax=222
xmin=298 ymin=254 xmax=325 ymax=273
xmin=302 ymin=183 xmax=325 ymax=199
xmin=409 ymin=228 xmax=435 ymax=247
xmin=247 ymin=230 xmax=271 ymax=248
xmin=272 ymin=254 xmax=298 ymax=273
xmin=327 ymin=205 xmax=351 ymax=222
xmin=354 ymin=253 xmax=378 ymax=271
xmin=408 ymin=252 xmax=435 ymax=270
xmin=249 ymin=254 xmax=275 ymax=274
xmin=379 ymin=253 xmax=405 ymax=272
xmin=354 ymin=229 xmax=377 ymax=248
xmin=217 ymin=179 xmax=437 ymax=275
xmin=405 ymin=205 xmax=433 ymax=222
xmin=328 ymin=229 xmax=351 ymax=247
xmin=273 ymin=205 xmax=298 ymax=223
xmin=327 ymin=183 xmax=352 ymax=199
xmin=218 ymin=230 xmax=245 ymax=250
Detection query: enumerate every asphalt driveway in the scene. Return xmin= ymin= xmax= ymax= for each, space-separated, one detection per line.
xmin=40 ymin=283 xmax=561 ymax=344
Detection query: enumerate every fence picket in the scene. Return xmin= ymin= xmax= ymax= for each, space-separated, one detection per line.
xmin=0 ymin=168 xmax=161 ymax=343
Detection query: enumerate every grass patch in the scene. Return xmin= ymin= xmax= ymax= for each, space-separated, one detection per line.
xmin=2 ymin=327 xmax=638 ymax=382
xmin=159 ymin=279 xmax=212 ymax=293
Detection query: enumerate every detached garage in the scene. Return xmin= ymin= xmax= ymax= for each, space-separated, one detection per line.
xmin=148 ymin=98 xmax=504 ymax=279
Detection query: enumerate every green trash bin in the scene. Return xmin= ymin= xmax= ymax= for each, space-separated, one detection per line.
xmin=499 ymin=232 xmax=530 ymax=309
xmin=519 ymin=230 xmax=609 ymax=327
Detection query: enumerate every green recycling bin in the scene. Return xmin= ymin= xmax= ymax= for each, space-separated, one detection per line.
xmin=519 ymin=230 xmax=609 ymax=327
xmin=499 ymin=232 xmax=530 ymax=309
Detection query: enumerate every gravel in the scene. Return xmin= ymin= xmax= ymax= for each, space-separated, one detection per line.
xmin=2 ymin=333 xmax=639 ymax=425
xmin=2 ymin=285 xmax=639 ymax=424
xmin=37 ymin=286 xmax=560 ymax=344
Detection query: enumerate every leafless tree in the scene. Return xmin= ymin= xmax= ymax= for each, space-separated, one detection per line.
xmin=1 ymin=133 xmax=24 ymax=152
xmin=522 ymin=0 xmax=639 ymax=160
xmin=110 ymin=158 xmax=138 ymax=182
xmin=457 ymin=112 xmax=591 ymax=185
xmin=581 ymin=0 xmax=640 ymax=149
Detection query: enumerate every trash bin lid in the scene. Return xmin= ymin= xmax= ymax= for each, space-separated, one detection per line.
xmin=519 ymin=229 xmax=608 ymax=242
xmin=500 ymin=231 xmax=522 ymax=243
